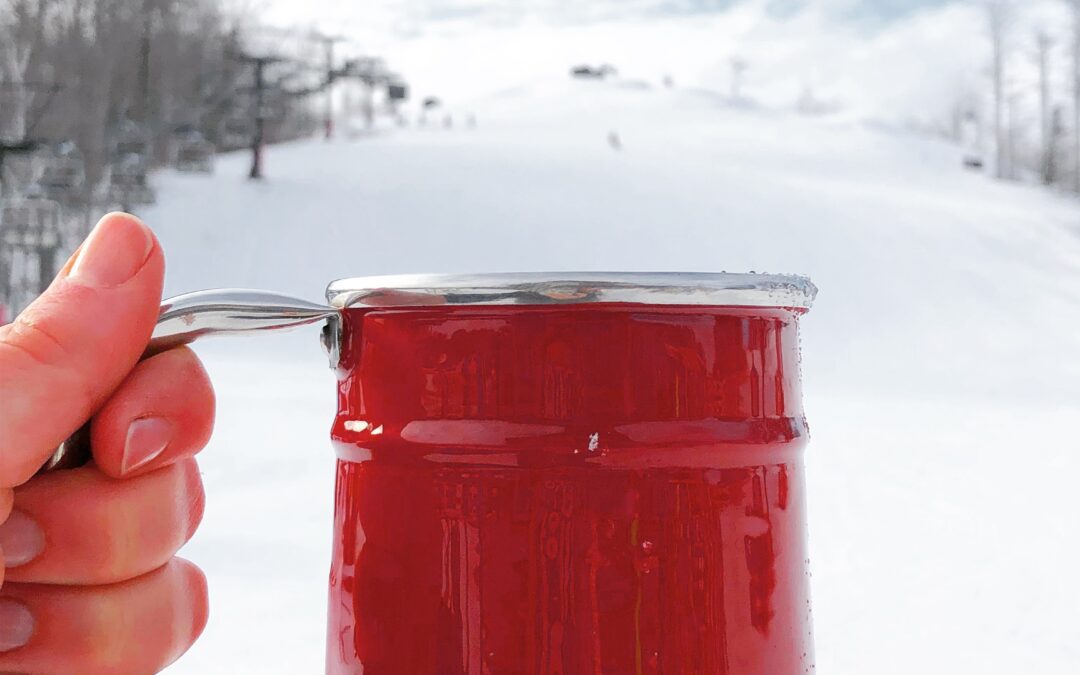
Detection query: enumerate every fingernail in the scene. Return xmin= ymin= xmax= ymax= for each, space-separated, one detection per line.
xmin=68 ymin=213 xmax=154 ymax=288
xmin=0 ymin=511 xmax=45 ymax=568
xmin=0 ymin=598 xmax=34 ymax=652
xmin=122 ymin=416 xmax=173 ymax=474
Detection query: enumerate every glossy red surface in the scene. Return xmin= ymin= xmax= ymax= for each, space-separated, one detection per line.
xmin=327 ymin=305 xmax=813 ymax=674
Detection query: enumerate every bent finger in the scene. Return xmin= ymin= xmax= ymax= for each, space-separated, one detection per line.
xmin=3 ymin=460 xmax=204 ymax=586
xmin=0 ymin=487 xmax=11 ymax=523
xmin=0 ymin=487 xmax=10 ymax=587
xmin=91 ymin=347 xmax=215 ymax=478
xmin=0 ymin=558 xmax=208 ymax=674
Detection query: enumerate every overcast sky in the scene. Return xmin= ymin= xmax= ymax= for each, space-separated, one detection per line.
xmin=248 ymin=0 xmax=1071 ymax=122
xmin=257 ymin=0 xmax=962 ymax=29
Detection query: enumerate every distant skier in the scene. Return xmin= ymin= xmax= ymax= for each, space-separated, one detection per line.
xmin=960 ymin=111 xmax=983 ymax=170
xmin=608 ymin=131 xmax=622 ymax=151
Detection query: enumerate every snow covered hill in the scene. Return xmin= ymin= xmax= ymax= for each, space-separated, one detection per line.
xmin=149 ymin=78 xmax=1080 ymax=674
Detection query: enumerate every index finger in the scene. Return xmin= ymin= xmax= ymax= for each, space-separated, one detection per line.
xmin=0 ymin=214 xmax=164 ymax=488
xmin=90 ymin=347 xmax=215 ymax=479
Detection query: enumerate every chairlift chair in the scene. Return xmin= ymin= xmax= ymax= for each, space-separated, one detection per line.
xmin=115 ymin=138 xmax=149 ymax=159
xmin=0 ymin=152 xmax=39 ymax=197
xmin=113 ymin=118 xmax=151 ymax=158
xmin=172 ymin=130 xmax=215 ymax=173
xmin=37 ymin=145 xmax=86 ymax=202
xmin=108 ymin=154 xmax=156 ymax=207
xmin=175 ymin=139 xmax=215 ymax=173
xmin=221 ymin=117 xmax=252 ymax=151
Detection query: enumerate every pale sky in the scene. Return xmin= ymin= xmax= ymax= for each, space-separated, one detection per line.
xmin=246 ymin=0 xmax=1072 ymax=123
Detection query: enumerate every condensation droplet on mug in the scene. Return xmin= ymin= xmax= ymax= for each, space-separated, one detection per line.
xmin=640 ymin=540 xmax=655 ymax=554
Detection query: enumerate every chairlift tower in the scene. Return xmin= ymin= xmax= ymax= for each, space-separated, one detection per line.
xmin=385 ymin=75 xmax=409 ymax=119
xmin=345 ymin=57 xmax=390 ymax=130
xmin=314 ymin=34 xmax=346 ymax=140
xmin=238 ymin=53 xmax=286 ymax=179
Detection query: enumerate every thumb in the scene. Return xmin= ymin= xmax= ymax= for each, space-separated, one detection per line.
xmin=0 ymin=213 xmax=164 ymax=488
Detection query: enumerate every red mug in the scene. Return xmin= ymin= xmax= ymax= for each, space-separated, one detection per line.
xmin=43 ymin=272 xmax=818 ymax=673
xmin=325 ymin=273 xmax=816 ymax=674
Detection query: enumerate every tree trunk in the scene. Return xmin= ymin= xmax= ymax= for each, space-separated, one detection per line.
xmin=988 ymin=2 xmax=1009 ymax=180
xmin=1038 ymin=32 xmax=1054 ymax=185
xmin=1073 ymin=1 xmax=1080 ymax=192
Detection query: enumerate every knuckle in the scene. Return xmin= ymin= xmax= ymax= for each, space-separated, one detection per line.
xmin=78 ymin=601 xmax=134 ymax=673
xmin=1 ymin=317 xmax=98 ymax=417
xmin=0 ymin=281 xmax=93 ymax=367
xmin=165 ymin=348 xmax=215 ymax=397
xmin=93 ymin=497 xmax=149 ymax=580
xmin=82 ymin=467 xmax=192 ymax=584
xmin=2 ymin=313 xmax=71 ymax=368
xmin=77 ymin=562 xmax=198 ymax=675
xmin=135 ymin=348 xmax=216 ymax=413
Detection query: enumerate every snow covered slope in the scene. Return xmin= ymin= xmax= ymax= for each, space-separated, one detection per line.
xmin=149 ymin=78 xmax=1080 ymax=674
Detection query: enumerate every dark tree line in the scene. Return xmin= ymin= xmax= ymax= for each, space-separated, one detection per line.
xmin=0 ymin=0 xmax=318 ymax=188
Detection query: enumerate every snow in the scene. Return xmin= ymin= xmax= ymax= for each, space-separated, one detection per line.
xmin=150 ymin=78 xmax=1080 ymax=673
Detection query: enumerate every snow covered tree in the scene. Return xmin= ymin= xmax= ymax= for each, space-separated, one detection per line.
xmin=1037 ymin=31 xmax=1056 ymax=184
xmin=986 ymin=0 xmax=1013 ymax=180
xmin=1071 ymin=0 xmax=1080 ymax=192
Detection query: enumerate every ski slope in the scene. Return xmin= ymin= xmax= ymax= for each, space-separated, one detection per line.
xmin=148 ymin=78 xmax=1080 ymax=674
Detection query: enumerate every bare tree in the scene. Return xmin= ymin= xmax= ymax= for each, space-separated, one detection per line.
xmin=1036 ymin=30 xmax=1056 ymax=184
xmin=986 ymin=0 xmax=1013 ymax=180
xmin=0 ymin=0 xmax=56 ymax=142
xmin=0 ymin=40 xmax=33 ymax=142
xmin=1007 ymin=91 xmax=1024 ymax=180
xmin=0 ymin=0 xmax=325 ymax=187
xmin=1071 ymin=0 xmax=1080 ymax=192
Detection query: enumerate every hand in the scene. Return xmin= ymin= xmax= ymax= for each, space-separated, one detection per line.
xmin=0 ymin=213 xmax=214 ymax=674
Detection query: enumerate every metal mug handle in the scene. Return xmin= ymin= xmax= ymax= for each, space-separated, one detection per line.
xmin=38 ymin=289 xmax=338 ymax=473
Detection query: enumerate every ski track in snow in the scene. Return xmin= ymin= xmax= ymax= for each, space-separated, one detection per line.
xmin=151 ymin=79 xmax=1080 ymax=674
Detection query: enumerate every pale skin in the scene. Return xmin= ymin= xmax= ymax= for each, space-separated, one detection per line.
xmin=0 ymin=213 xmax=214 ymax=673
